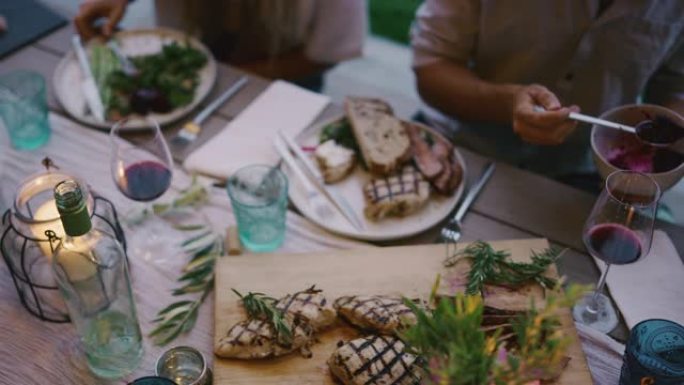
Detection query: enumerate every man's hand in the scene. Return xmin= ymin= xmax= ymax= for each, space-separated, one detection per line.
xmin=74 ymin=0 xmax=128 ymax=40
xmin=511 ymin=84 xmax=579 ymax=145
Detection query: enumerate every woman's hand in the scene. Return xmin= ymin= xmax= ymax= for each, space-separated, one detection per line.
xmin=74 ymin=0 xmax=129 ymax=40
xmin=511 ymin=84 xmax=580 ymax=145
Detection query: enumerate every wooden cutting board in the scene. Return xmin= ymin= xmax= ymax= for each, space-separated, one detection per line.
xmin=213 ymin=239 xmax=592 ymax=384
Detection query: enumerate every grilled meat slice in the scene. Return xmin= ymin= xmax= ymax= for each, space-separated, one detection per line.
xmin=334 ymin=295 xmax=418 ymax=334
xmin=275 ymin=286 xmax=336 ymax=331
xmin=430 ymin=139 xmax=463 ymax=195
xmin=363 ymin=165 xmax=431 ymax=220
xmin=404 ymin=122 xmax=443 ymax=180
xmin=215 ymin=314 xmax=314 ymax=359
xmin=328 ymin=335 xmax=422 ymax=385
xmin=432 ymin=158 xmax=453 ymax=194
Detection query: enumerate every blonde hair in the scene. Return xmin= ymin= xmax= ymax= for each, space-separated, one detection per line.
xmin=182 ymin=0 xmax=309 ymax=60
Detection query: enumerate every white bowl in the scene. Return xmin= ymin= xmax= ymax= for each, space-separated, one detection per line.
xmin=591 ymin=104 xmax=684 ymax=191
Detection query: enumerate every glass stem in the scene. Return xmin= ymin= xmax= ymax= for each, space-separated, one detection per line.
xmin=588 ymin=263 xmax=612 ymax=313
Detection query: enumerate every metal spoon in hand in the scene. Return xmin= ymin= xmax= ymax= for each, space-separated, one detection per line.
xmin=534 ymin=105 xmax=684 ymax=153
xmin=533 ymin=105 xmax=637 ymax=134
xmin=634 ymin=116 xmax=684 ymax=154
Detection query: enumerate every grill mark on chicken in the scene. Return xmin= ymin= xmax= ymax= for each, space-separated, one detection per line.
xmin=329 ymin=336 xmax=421 ymax=385
xmin=274 ymin=286 xmax=336 ymax=331
xmin=334 ymin=295 xmax=418 ymax=334
xmin=216 ymin=314 xmax=315 ymax=359
xmin=365 ymin=166 xmax=425 ymax=204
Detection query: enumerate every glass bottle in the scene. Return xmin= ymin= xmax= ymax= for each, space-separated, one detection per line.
xmin=52 ymin=179 xmax=143 ymax=379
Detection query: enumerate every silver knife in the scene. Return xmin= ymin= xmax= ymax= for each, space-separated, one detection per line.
xmin=278 ymin=130 xmax=365 ymax=230
xmin=72 ymin=35 xmax=105 ymax=122
xmin=170 ymin=76 xmax=249 ymax=153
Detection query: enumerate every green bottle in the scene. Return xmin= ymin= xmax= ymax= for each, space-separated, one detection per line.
xmin=52 ymin=179 xmax=143 ymax=379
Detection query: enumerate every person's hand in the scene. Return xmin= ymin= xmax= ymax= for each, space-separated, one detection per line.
xmin=74 ymin=0 xmax=128 ymax=40
xmin=511 ymin=84 xmax=580 ymax=145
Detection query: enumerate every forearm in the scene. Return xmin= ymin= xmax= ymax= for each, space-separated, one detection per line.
xmin=237 ymin=50 xmax=333 ymax=81
xmin=415 ymin=60 xmax=521 ymax=124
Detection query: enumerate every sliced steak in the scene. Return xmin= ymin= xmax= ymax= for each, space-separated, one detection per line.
xmin=404 ymin=122 xmax=443 ymax=179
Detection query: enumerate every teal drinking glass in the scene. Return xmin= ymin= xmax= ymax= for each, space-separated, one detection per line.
xmin=227 ymin=165 xmax=288 ymax=252
xmin=0 ymin=70 xmax=51 ymax=150
xmin=619 ymin=319 xmax=684 ymax=385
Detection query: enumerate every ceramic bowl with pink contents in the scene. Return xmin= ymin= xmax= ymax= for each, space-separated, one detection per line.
xmin=590 ymin=104 xmax=684 ymax=191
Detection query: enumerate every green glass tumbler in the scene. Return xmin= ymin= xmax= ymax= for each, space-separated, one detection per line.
xmin=227 ymin=165 xmax=288 ymax=252
xmin=0 ymin=70 xmax=50 ymax=150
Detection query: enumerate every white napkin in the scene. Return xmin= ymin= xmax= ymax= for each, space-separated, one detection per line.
xmin=183 ymin=80 xmax=330 ymax=179
xmin=595 ymin=230 xmax=684 ymax=328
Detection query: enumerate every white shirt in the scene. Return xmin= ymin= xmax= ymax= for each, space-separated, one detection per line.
xmin=412 ymin=0 xmax=684 ymax=176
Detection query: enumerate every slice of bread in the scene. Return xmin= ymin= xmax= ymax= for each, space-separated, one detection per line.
xmin=314 ymin=139 xmax=356 ymax=183
xmin=345 ymin=97 xmax=411 ymax=175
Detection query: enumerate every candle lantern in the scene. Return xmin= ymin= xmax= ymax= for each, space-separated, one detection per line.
xmin=0 ymin=165 xmax=126 ymax=322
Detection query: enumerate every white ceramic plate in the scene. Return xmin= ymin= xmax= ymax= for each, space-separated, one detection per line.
xmin=285 ymin=116 xmax=467 ymax=241
xmin=53 ymin=28 xmax=217 ymax=130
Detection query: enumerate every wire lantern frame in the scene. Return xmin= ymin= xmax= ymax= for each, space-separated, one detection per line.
xmin=0 ymin=163 xmax=127 ymax=323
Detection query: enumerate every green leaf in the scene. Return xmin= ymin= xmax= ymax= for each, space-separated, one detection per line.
xmin=181 ymin=230 xmax=213 ymax=247
xmin=173 ymin=224 xmax=207 ymax=231
xmin=157 ymin=300 xmax=194 ymax=316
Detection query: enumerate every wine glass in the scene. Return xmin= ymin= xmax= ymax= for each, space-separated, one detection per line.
xmin=110 ymin=118 xmax=172 ymax=204
xmin=110 ymin=118 xmax=174 ymax=263
xmin=573 ymin=170 xmax=660 ymax=333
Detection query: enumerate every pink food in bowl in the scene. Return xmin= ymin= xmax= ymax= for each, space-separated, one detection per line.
xmin=604 ymin=133 xmax=683 ymax=174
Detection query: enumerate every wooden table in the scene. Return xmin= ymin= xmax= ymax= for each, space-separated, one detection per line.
xmin=1 ymin=25 xmax=683 ymax=385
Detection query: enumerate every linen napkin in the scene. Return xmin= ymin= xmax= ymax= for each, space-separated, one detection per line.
xmin=595 ymin=230 xmax=684 ymax=328
xmin=183 ymin=80 xmax=330 ymax=179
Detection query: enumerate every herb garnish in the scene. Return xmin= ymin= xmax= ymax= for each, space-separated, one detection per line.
xmin=401 ymin=283 xmax=586 ymax=385
xmin=232 ymin=289 xmax=294 ymax=345
xmin=147 ymin=178 xmax=220 ymax=346
xmin=444 ymin=241 xmax=563 ymax=295
xmin=149 ymin=233 xmax=221 ymax=345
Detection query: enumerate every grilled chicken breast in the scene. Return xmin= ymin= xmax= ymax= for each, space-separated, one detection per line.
xmin=215 ymin=314 xmax=314 ymax=359
xmin=363 ymin=165 xmax=431 ymax=220
xmin=275 ymin=287 xmax=337 ymax=331
xmin=334 ymin=295 xmax=417 ymax=334
xmin=328 ymin=335 xmax=422 ymax=385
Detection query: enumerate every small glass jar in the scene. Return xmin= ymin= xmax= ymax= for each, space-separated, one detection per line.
xmin=156 ymin=346 xmax=211 ymax=385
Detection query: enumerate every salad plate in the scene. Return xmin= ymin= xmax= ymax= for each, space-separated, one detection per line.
xmin=53 ymin=28 xmax=217 ymax=130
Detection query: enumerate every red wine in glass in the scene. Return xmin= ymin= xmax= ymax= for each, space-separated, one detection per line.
xmin=573 ymin=170 xmax=660 ymax=333
xmin=110 ymin=117 xmax=173 ymax=203
xmin=118 ymin=160 xmax=172 ymax=202
xmin=585 ymin=223 xmax=642 ymax=265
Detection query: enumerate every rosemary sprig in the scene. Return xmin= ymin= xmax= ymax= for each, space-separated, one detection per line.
xmin=232 ymin=289 xmax=293 ymax=345
xmin=444 ymin=241 xmax=562 ymax=295
xmin=149 ymin=233 xmax=221 ymax=345
xmin=152 ymin=176 xmax=209 ymax=216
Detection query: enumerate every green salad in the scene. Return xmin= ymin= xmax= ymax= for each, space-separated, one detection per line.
xmin=90 ymin=41 xmax=207 ymax=120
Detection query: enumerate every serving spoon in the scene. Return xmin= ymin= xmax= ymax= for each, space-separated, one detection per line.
xmin=534 ymin=106 xmax=684 ymax=153
xmin=533 ymin=105 xmax=636 ymax=134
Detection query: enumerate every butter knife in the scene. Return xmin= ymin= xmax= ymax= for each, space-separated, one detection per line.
xmin=278 ymin=130 xmax=365 ymax=230
xmin=72 ymin=35 xmax=105 ymax=122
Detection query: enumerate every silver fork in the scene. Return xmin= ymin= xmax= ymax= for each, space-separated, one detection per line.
xmin=439 ymin=162 xmax=496 ymax=243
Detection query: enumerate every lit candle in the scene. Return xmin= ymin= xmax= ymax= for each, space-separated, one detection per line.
xmin=31 ymin=199 xmax=65 ymax=258
xmin=31 ymin=199 xmax=96 ymax=280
